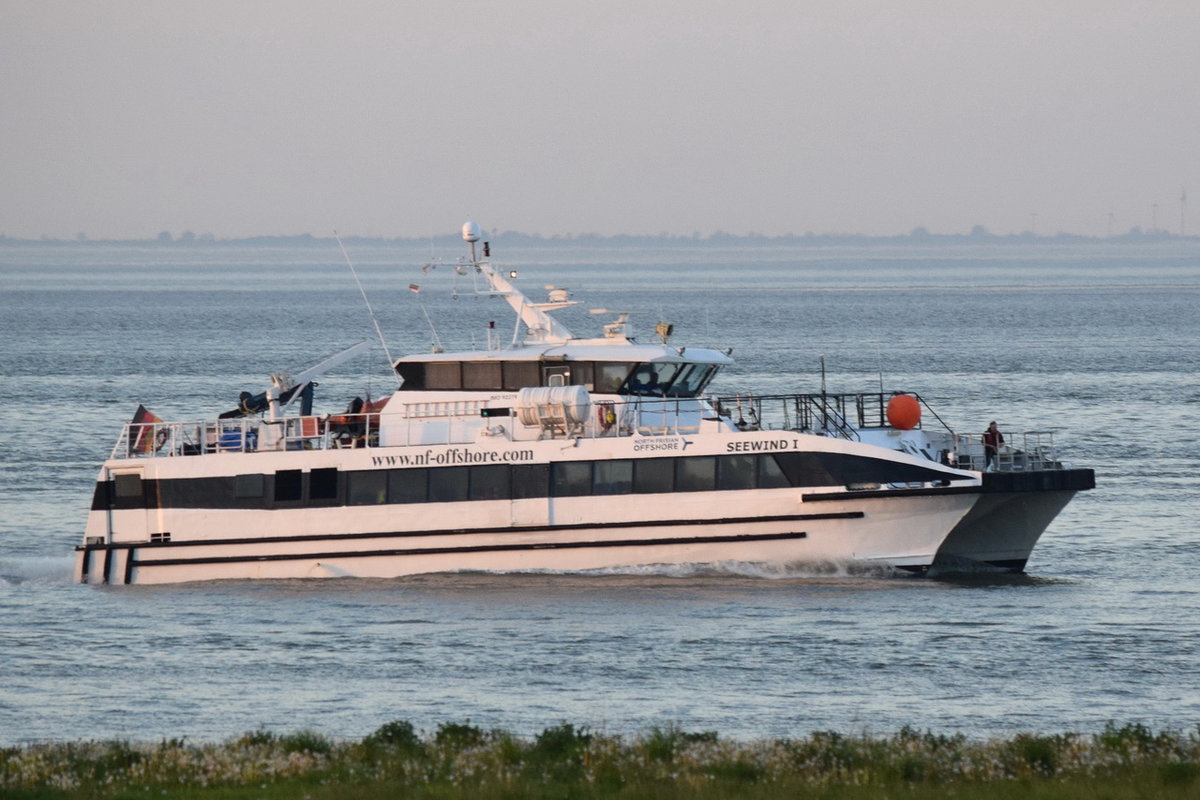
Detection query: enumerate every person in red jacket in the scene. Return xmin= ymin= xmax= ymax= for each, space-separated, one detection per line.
xmin=983 ymin=421 xmax=1004 ymax=471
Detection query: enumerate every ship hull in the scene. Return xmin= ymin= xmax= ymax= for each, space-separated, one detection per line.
xmin=77 ymin=491 xmax=979 ymax=585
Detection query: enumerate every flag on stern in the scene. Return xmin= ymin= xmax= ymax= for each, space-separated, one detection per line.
xmin=130 ymin=404 xmax=164 ymax=454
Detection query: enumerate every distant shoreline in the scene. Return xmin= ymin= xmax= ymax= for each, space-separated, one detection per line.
xmin=2 ymin=229 xmax=1197 ymax=247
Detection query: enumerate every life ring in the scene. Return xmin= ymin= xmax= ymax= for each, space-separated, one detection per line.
xmin=598 ymin=402 xmax=617 ymax=431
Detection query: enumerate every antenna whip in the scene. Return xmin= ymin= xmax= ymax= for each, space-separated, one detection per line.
xmin=335 ymin=231 xmax=401 ymax=388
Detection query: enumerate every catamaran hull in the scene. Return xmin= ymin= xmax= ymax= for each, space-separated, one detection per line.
xmin=76 ymin=492 xmax=979 ymax=585
xmin=931 ymin=489 xmax=1079 ymax=572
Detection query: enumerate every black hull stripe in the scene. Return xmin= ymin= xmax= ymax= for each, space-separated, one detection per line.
xmin=78 ymin=511 xmax=863 ymax=552
xmin=130 ymin=530 xmax=810 ymax=569
xmin=802 ymin=469 xmax=1094 ymax=502
xmin=803 ymin=486 xmax=979 ymax=502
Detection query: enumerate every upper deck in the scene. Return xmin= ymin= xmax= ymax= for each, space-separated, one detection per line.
xmin=108 ymin=389 xmax=1068 ymax=475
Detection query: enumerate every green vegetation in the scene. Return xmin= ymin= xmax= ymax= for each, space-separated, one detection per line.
xmin=2 ymin=722 xmax=1198 ymax=799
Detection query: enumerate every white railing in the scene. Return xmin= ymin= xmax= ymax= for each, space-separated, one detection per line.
xmin=110 ymin=397 xmax=718 ymax=459
xmin=951 ymin=431 xmax=1062 ymax=472
xmin=112 ymin=412 xmax=384 ymax=459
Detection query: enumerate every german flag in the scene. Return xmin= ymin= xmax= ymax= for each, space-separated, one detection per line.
xmin=130 ymin=404 xmax=163 ymax=455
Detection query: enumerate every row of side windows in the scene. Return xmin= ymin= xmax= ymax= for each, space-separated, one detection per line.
xmin=395 ymin=360 xmax=718 ymax=398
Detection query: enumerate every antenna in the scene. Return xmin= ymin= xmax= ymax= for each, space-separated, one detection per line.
xmin=1182 ymin=187 xmax=1188 ymax=236
xmin=334 ymin=231 xmax=401 ymax=388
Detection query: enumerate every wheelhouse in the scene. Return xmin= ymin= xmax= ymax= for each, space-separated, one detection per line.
xmin=394 ymin=357 xmax=721 ymax=398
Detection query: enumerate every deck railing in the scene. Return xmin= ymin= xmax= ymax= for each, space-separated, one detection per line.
xmin=110 ymin=393 xmax=1064 ymax=472
xmin=710 ymin=392 xmax=955 ymax=439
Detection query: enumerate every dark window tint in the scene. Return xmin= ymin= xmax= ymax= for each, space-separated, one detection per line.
xmin=503 ymin=361 xmax=540 ymax=390
xmin=462 ymin=361 xmax=503 ymax=390
xmin=552 ymin=462 xmax=592 ymax=496
xmin=676 ymin=456 xmax=716 ymax=492
xmin=424 ymin=362 xmax=462 ymax=390
xmin=395 ymin=362 xmax=425 ymax=389
xmin=717 ymin=454 xmax=756 ymax=490
xmin=511 ymin=464 xmax=549 ymax=499
xmin=570 ymin=362 xmax=595 ymax=389
xmin=275 ymin=470 xmax=302 ymax=502
xmin=114 ymin=473 xmax=143 ymax=498
xmin=388 ymin=469 xmax=428 ymax=503
xmin=429 ymin=466 xmax=469 ymax=502
xmin=310 ymin=468 xmax=339 ymax=501
xmin=758 ymin=455 xmax=790 ymax=488
xmin=593 ymin=460 xmax=633 ymax=495
xmin=348 ymin=470 xmax=388 ymax=505
xmin=633 ymin=458 xmax=674 ymax=494
xmin=470 ymin=465 xmax=510 ymax=500
xmin=234 ymin=473 xmax=265 ymax=498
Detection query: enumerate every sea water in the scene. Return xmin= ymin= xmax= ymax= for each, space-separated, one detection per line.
xmin=1 ymin=238 xmax=1198 ymax=745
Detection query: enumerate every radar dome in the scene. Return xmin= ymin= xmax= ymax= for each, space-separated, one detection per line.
xmin=462 ymin=221 xmax=482 ymax=242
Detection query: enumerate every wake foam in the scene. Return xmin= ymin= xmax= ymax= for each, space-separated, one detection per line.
xmin=0 ymin=556 xmax=74 ymax=586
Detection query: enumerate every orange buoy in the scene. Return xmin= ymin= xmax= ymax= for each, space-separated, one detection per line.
xmin=886 ymin=394 xmax=921 ymax=430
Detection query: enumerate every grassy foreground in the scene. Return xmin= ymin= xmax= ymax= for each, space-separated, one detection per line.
xmin=3 ymin=722 xmax=1199 ymax=799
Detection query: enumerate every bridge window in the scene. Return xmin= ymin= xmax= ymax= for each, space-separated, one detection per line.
xmin=503 ymin=362 xmax=540 ymax=390
xmin=595 ymin=363 xmax=634 ymax=393
xmin=462 ymin=361 xmax=503 ymax=390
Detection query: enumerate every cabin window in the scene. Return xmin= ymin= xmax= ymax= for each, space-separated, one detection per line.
xmin=470 ymin=465 xmax=510 ymax=500
xmin=234 ymin=473 xmax=265 ymax=498
xmin=665 ymin=364 xmax=716 ymax=398
xmin=676 ymin=456 xmax=717 ymax=492
xmin=623 ymin=363 xmax=682 ymax=397
xmin=309 ymin=468 xmax=339 ymax=502
xmin=552 ymin=462 xmax=592 ymax=496
xmin=511 ymin=464 xmax=550 ymax=498
xmin=503 ymin=362 xmax=540 ymax=390
xmin=274 ymin=470 xmax=302 ymax=502
xmin=632 ymin=458 xmax=674 ymax=494
xmin=388 ymin=469 xmax=428 ymax=503
xmin=429 ymin=466 xmax=469 ymax=502
xmin=462 ymin=361 xmax=503 ymax=390
xmin=758 ymin=455 xmax=790 ymax=489
xmin=424 ymin=362 xmax=462 ymax=390
xmin=595 ymin=363 xmax=633 ymax=393
xmin=717 ymin=454 xmax=757 ymax=490
xmin=593 ymin=460 xmax=633 ymax=495
xmin=113 ymin=473 xmax=143 ymax=499
xmin=569 ymin=362 xmax=595 ymax=390
xmin=395 ymin=362 xmax=425 ymax=389
xmin=348 ymin=470 xmax=388 ymax=505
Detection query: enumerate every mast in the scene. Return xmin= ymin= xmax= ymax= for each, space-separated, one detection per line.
xmin=461 ymin=221 xmax=577 ymax=345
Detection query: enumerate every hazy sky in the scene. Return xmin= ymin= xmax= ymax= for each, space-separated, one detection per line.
xmin=3 ymin=1 xmax=1197 ymax=239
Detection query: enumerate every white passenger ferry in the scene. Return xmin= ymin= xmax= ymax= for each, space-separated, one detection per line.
xmin=76 ymin=223 xmax=1095 ymax=585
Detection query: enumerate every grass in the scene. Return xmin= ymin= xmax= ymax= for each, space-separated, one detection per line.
xmin=2 ymin=722 xmax=1198 ymax=799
